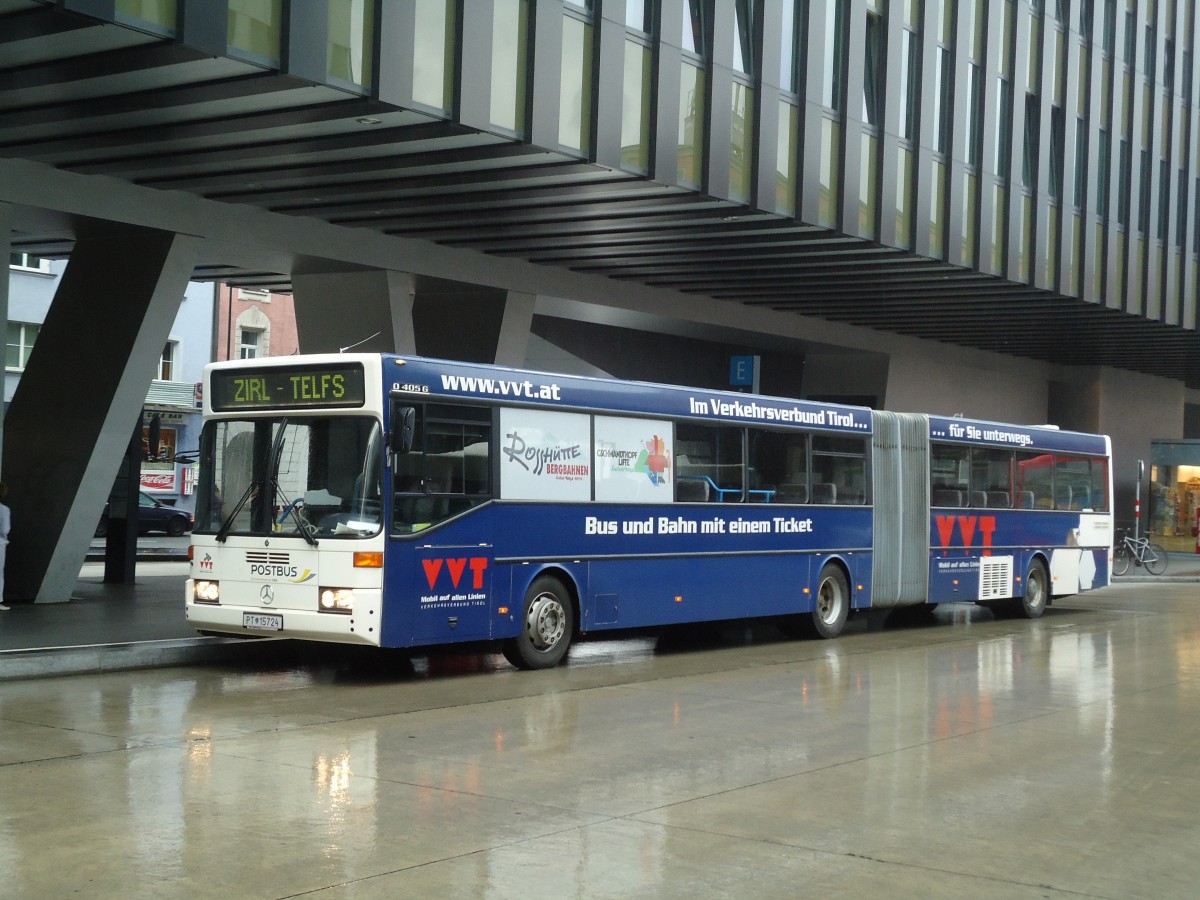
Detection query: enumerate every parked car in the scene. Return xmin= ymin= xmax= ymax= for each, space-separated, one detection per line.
xmin=95 ymin=491 xmax=193 ymax=537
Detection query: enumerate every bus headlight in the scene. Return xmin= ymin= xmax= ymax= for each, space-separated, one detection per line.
xmin=319 ymin=588 xmax=355 ymax=614
xmin=194 ymin=580 xmax=220 ymax=603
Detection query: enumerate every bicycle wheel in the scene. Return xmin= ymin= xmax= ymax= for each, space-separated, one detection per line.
xmin=1113 ymin=543 xmax=1132 ymax=576
xmin=1144 ymin=542 xmax=1169 ymax=576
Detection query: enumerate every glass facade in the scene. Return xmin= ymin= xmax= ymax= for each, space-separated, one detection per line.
xmin=80 ymin=0 xmax=1200 ymax=327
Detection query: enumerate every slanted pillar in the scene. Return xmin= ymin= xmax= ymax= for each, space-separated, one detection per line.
xmin=292 ymin=270 xmax=416 ymax=354
xmin=1 ymin=226 xmax=195 ymax=603
xmin=411 ymin=278 xmax=535 ymax=365
xmin=493 ymin=291 xmax=535 ymax=367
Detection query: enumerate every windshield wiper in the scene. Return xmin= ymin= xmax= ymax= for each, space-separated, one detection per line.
xmin=275 ymin=490 xmax=318 ymax=546
xmin=265 ymin=420 xmax=317 ymax=546
xmin=215 ymin=479 xmax=260 ymax=544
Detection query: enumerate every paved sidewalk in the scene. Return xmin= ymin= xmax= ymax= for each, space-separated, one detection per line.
xmin=0 ymin=560 xmax=300 ymax=680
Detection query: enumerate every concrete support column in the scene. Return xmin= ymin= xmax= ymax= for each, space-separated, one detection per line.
xmin=292 ymin=270 xmax=417 ymax=354
xmin=0 ymin=202 xmax=11 ymax=473
xmin=1 ymin=226 xmax=196 ymax=603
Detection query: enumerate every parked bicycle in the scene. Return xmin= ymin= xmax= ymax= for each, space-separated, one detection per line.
xmin=1113 ymin=529 xmax=1168 ymax=576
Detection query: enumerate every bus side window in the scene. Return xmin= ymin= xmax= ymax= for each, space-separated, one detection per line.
xmin=676 ymin=423 xmax=744 ymax=500
xmin=812 ymin=435 xmax=868 ymax=505
xmin=748 ymin=428 xmax=806 ymax=504
xmin=392 ymin=404 xmax=492 ymax=534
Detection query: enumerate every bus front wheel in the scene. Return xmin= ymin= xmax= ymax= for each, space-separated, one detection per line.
xmin=502 ymin=576 xmax=575 ymax=670
xmin=809 ymin=564 xmax=850 ymax=639
xmin=1014 ymin=560 xmax=1049 ymax=619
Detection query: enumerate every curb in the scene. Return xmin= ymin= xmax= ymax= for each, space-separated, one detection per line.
xmin=1113 ymin=575 xmax=1200 ymax=583
xmin=0 ymin=636 xmax=302 ymax=681
xmin=84 ymin=552 xmax=189 ymax=563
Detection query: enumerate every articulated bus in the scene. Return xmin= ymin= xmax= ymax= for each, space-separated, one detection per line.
xmin=185 ymin=354 xmax=1113 ymax=668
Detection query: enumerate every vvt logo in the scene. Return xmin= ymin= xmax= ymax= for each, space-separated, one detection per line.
xmin=198 ymin=553 xmax=214 ymax=572
xmin=935 ymin=515 xmax=997 ymax=555
xmin=422 ymin=557 xmax=489 ymax=590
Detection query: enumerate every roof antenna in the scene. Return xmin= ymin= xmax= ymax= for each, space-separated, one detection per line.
xmin=339 ymin=331 xmax=381 ymax=353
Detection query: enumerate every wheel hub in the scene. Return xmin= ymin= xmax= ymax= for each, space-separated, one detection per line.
xmin=526 ymin=592 xmax=566 ymax=651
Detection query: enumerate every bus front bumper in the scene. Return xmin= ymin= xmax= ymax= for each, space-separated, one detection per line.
xmin=185 ymin=580 xmax=383 ymax=647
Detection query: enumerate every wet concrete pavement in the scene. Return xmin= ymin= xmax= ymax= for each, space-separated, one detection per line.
xmin=1 ymin=564 xmax=1200 ymax=897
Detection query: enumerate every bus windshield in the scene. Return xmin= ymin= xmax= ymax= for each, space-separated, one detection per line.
xmin=195 ymin=416 xmax=383 ymax=539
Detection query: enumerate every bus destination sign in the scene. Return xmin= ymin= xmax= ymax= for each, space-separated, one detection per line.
xmin=210 ymin=364 xmax=367 ymax=412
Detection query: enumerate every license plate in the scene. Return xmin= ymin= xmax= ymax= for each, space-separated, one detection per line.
xmin=243 ymin=612 xmax=283 ymax=631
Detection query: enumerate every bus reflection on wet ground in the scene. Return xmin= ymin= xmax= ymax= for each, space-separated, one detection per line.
xmin=1 ymin=572 xmax=1199 ymax=898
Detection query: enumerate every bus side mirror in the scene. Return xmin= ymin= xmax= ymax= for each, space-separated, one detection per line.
xmin=390 ymin=403 xmax=416 ymax=454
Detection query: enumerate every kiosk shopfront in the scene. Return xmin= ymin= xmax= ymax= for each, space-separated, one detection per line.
xmin=1149 ymin=440 xmax=1200 ymax=552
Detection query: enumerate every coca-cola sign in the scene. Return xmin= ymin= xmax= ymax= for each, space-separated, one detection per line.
xmin=141 ymin=471 xmax=177 ymax=492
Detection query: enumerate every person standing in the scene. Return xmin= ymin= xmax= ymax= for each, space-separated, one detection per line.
xmin=0 ymin=482 xmax=10 ymax=610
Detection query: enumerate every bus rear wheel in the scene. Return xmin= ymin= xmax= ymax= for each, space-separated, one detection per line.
xmin=502 ymin=575 xmax=575 ymax=670
xmin=1014 ymin=559 xmax=1049 ymax=619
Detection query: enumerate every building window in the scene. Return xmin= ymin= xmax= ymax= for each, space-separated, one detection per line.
xmin=934 ymin=46 xmax=952 ymax=156
xmin=239 ymin=329 xmax=261 ymax=359
xmin=9 ymin=252 xmax=50 ymax=273
xmin=678 ymin=61 xmax=706 ymax=187
xmin=6 ymin=322 xmax=39 ymax=371
xmin=1049 ymin=105 xmax=1064 ymax=201
xmin=823 ymin=0 xmax=846 ymax=112
xmin=683 ymin=0 xmax=705 ymax=54
xmin=863 ymin=8 xmax=883 ymax=127
xmin=967 ymin=64 xmax=983 ymax=167
xmin=412 ymin=0 xmax=457 ymax=113
xmin=996 ymin=78 xmax=1013 ymax=174
xmin=327 ymin=0 xmax=374 ymax=88
xmin=622 ymin=36 xmax=652 ymax=173
xmin=780 ymin=0 xmax=801 ymax=92
xmin=733 ymin=0 xmax=754 ymax=75
xmin=560 ymin=6 xmax=593 ymax=152
xmin=1022 ymin=92 xmax=1040 ymax=189
xmin=491 ymin=0 xmax=530 ymax=134
xmin=900 ymin=29 xmax=918 ymax=143
xmin=625 ymin=0 xmax=649 ymax=31
xmin=159 ymin=342 xmax=177 ymax=381
xmin=227 ymin=0 xmax=281 ymax=64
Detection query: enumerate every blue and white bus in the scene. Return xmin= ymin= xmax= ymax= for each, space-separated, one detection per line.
xmin=185 ymin=354 xmax=1113 ymax=668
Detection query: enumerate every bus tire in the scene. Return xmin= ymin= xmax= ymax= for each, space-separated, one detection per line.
xmin=809 ymin=563 xmax=850 ymax=639
xmin=1015 ymin=559 xmax=1049 ymax=619
xmin=502 ymin=575 xmax=575 ymax=670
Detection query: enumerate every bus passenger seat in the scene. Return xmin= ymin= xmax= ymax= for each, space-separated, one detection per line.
xmin=970 ymin=491 xmax=988 ymax=508
xmin=676 ymin=478 xmax=710 ymax=502
xmin=811 ymin=483 xmax=837 ymax=504
xmin=987 ymin=491 xmax=1011 ymax=508
xmin=775 ymin=483 xmax=808 ymax=503
xmin=933 ymin=489 xmax=963 ymax=507
xmin=1018 ymin=491 xmax=1035 ymax=509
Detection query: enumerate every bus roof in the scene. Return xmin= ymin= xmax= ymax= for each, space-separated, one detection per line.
xmin=384 ymin=354 xmax=873 ymax=435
